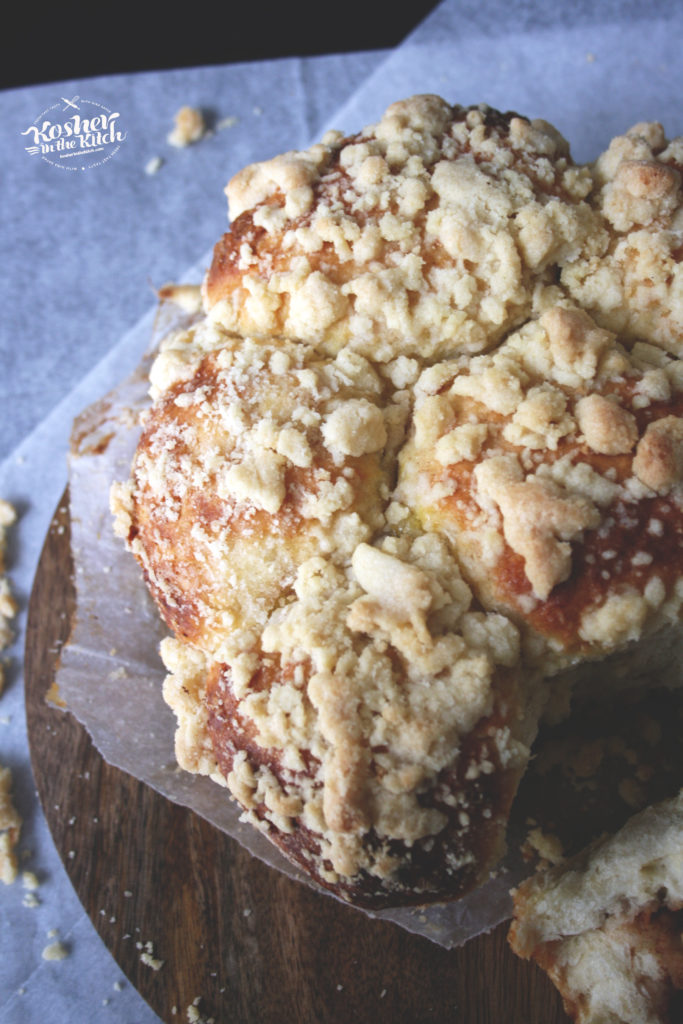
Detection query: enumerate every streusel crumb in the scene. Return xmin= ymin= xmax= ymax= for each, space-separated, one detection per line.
xmin=0 ymin=499 xmax=17 ymax=659
xmin=168 ymin=106 xmax=207 ymax=148
xmin=0 ymin=766 xmax=22 ymax=884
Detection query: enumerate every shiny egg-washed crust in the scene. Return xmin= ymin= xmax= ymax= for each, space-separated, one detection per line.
xmin=112 ymin=96 xmax=683 ymax=908
xmin=508 ymin=791 xmax=683 ymax=1024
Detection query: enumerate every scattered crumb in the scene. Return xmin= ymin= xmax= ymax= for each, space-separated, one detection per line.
xmin=46 ymin=681 xmax=66 ymax=709
xmin=114 ymin=980 xmax=124 ymax=992
xmin=140 ymin=940 xmax=164 ymax=971
xmin=42 ymin=940 xmax=69 ymax=961
xmin=187 ymin=997 xmax=215 ymax=1023
xmin=0 ymin=765 xmax=21 ymax=883
xmin=521 ymin=827 xmax=565 ymax=869
xmin=217 ymin=115 xmax=238 ymax=131
xmin=22 ymin=892 xmax=40 ymax=908
xmin=145 ymin=156 xmax=164 ymax=176
xmin=140 ymin=951 xmax=164 ymax=971
xmin=0 ymin=499 xmax=18 ymax=662
xmin=168 ymin=106 xmax=207 ymax=148
xmin=22 ymin=870 xmax=39 ymax=890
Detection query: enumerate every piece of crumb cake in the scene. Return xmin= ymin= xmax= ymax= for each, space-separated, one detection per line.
xmin=509 ymin=791 xmax=683 ymax=1024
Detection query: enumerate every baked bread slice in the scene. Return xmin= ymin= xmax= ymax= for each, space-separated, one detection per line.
xmin=111 ymin=95 xmax=683 ymax=908
xmin=508 ymin=791 xmax=683 ymax=1024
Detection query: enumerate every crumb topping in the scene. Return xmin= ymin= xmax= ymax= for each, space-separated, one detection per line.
xmin=398 ymin=303 xmax=683 ymax=659
xmin=113 ymin=96 xmax=683 ymax=904
xmin=562 ymin=121 xmax=683 ymax=356
xmin=163 ymin=532 xmax=526 ymax=886
xmin=114 ymin=329 xmax=401 ymax=661
xmin=205 ymin=96 xmax=603 ymax=363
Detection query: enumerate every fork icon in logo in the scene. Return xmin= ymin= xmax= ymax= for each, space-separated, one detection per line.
xmin=61 ymin=95 xmax=80 ymax=111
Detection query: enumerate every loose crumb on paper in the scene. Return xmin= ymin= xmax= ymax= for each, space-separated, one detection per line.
xmin=21 ymin=869 xmax=41 ymax=906
xmin=0 ymin=499 xmax=18 ymax=674
xmin=168 ymin=106 xmax=207 ymax=148
xmin=42 ymin=931 xmax=69 ymax=961
xmin=22 ymin=869 xmax=39 ymax=890
xmin=0 ymin=765 xmax=21 ymax=884
xmin=145 ymin=156 xmax=164 ymax=176
xmin=42 ymin=941 xmax=69 ymax=961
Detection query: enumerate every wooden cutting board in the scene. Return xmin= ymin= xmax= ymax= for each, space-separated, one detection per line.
xmin=25 ymin=493 xmax=567 ymax=1024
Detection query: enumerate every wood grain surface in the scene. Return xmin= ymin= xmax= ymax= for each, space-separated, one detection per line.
xmin=25 ymin=493 xmax=568 ymax=1024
